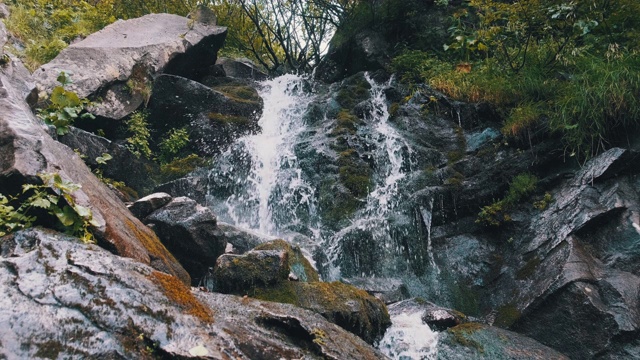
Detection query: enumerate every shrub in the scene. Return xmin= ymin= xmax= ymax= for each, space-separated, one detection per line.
xmin=37 ymin=72 xmax=95 ymax=136
xmin=158 ymin=128 xmax=190 ymax=164
xmin=550 ymin=53 xmax=640 ymax=158
xmin=5 ymin=0 xmax=115 ymax=70
xmin=0 ymin=173 xmax=97 ymax=242
xmin=124 ymin=111 xmax=152 ymax=159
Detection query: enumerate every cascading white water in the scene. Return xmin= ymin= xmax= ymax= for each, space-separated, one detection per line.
xmin=206 ymin=73 xmax=439 ymax=356
xmin=208 ymin=74 xmax=317 ymax=236
xmin=323 ymin=73 xmax=415 ymax=278
xmin=377 ymin=311 xmax=439 ymax=359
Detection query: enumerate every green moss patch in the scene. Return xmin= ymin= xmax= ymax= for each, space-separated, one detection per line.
xmin=494 ymin=303 xmax=521 ymax=328
xmin=214 ymin=85 xmax=262 ymax=105
xmin=208 ymin=112 xmax=250 ymax=126
xmin=447 ymin=323 xmax=485 ymax=353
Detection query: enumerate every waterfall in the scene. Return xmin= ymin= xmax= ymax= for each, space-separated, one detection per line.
xmin=204 ymin=73 xmax=438 ymax=357
xmin=206 ymin=74 xmax=318 ymax=237
xmin=323 ymin=73 xmax=414 ymax=278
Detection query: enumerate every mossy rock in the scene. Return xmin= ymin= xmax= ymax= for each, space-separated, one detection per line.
xmin=157 ymin=154 xmax=208 ymax=184
xmin=212 ymin=241 xmax=390 ymax=344
xmin=213 ymin=250 xmax=290 ymax=294
xmin=212 ymin=84 xmax=262 ymax=106
xmin=208 ymin=112 xmax=251 ymax=126
xmin=332 ymin=109 xmax=362 ymax=136
xmin=335 ymin=74 xmax=372 ymax=109
xmin=494 ymin=303 xmax=522 ymax=328
xmin=318 ymin=179 xmax=363 ymax=228
xmin=337 ymin=149 xmax=372 ymax=198
xmin=254 ymin=239 xmax=320 ymax=282
xmin=251 ymin=281 xmax=391 ymax=344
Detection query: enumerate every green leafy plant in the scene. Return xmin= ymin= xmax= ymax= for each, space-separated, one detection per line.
xmin=0 ymin=173 xmax=98 ymax=242
xmin=93 ymin=153 xmax=113 ymax=178
xmin=159 ymin=128 xmax=190 ymax=163
xmin=125 ymin=111 xmax=152 ymax=159
xmin=477 ymin=173 xmax=538 ymax=227
xmin=0 ymin=194 xmax=35 ymax=237
xmin=37 ymin=72 xmax=95 ymax=136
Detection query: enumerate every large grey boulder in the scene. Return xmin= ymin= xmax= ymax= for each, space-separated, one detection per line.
xmin=0 ymin=227 xmax=386 ymax=359
xmin=217 ymin=221 xmax=269 ymax=254
xmin=0 ymin=56 xmax=189 ymax=285
xmin=144 ymin=197 xmax=227 ymax=286
xmin=147 ymin=74 xmax=262 ymax=157
xmin=128 ymin=192 xmax=173 ymax=219
xmin=33 ymin=13 xmax=227 ymax=121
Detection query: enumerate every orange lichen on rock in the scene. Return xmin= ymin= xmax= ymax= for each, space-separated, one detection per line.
xmin=119 ymin=217 xmax=191 ymax=286
xmin=150 ymin=271 xmax=214 ymax=323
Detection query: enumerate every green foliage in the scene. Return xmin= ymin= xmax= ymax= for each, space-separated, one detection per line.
xmin=549 ymin=53 xmax=640 ymax=158
xmin=0 ymin=194 xmax=35 ymax=237
xmin=477 ymin=173 xmax=537 ymax=227
xmin=37 ymin=72 xmax=95 ymax=136
xmin=0 ymin=173 xmax=97 ymax=242
xmin=502 ymin=101 xmax=544 ymax=138
xmin=4 ymin=0 xmax=115 ymax=70
xmin=158 ymin=128 xmax=190 ymax=164
xmin=390 ymin=0 xmax=640 ymax=160
xmin=159 ymin=154 xmax=207 ymax=182
xmin=444 ymin=8 xmax=488 ymax=62
xmin=125 ymin=111 xmax=152 ymax=159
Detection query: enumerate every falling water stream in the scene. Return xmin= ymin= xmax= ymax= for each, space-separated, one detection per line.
xmin=205 ymin=74 xmax=438 ymax=358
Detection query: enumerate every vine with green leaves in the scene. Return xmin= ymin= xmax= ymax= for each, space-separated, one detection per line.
xmin=0 ymin=173 xmax=98 ymax=243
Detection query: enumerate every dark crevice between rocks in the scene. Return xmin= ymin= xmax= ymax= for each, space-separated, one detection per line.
xmin=573 ymin=207 xmax=627 ymax=237
xmin=255 ymin=315 xmax=324 ymax=357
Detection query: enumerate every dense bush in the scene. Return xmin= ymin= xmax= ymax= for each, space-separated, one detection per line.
xmin=391 ymin=0 xmax=640 ymax=160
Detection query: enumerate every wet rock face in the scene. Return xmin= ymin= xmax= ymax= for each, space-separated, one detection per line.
xmin=385 ymin=299 xmax=568 ymax=359
xmin=216 ymin=221 xmax=269 ymax=254
xmin=316 ymin=29 xmax=389 ymax=84
xmin=143 ymin=196 xmax=226 ymax=286
xmin=342 ymin=277 xmax=410 ymax=304
xmin=423 ymin=148 xmax=640 ymax=359
xmin=0 ymin=228 xmax=386 ymax=359
xmin=0 ymin=56 xmax=189 ymax=285
xmin=33 ymin=13 xmax=227 ymax=121
xmin=147 ymin=74 xmax=262 ymax=157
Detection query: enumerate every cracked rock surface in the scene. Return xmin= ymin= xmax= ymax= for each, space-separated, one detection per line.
xmin=0 ymin=228 xmax=386 ymax=359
